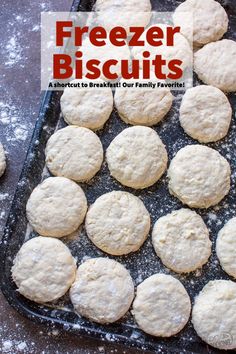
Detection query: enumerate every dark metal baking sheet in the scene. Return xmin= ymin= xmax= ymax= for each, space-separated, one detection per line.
xmin=1 ymin=0 xmax=236 ymax=353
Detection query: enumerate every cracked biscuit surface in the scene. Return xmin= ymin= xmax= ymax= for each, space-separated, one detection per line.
xmin=173 ymin=0 xmax=228 ymax=46
xmin=106 ymin=126 xmax=168 ymax=189
xmin=26 ymin=177 xmax=87 ymax=237
xmin=85 ymin=191 xmax=150 ymax=255
xmin=115 ymin=79 xmax=173 ymax=126
xmin=168 ymin=145 xmax=231 ymax=208
xmin=179 ymin=85 xmax=232 ymax=143
xmin=132 ymin=274 xmax=191 ymax=337
xmin=194 ymin=39 xmax=236 ymax=92
xmin=192 ymin=280 xmax=236 ymax=350
xmin=216 ymin=217 xmax=236 ymax=278
xmin=12 ymin=236 xmax=76 ymax=303
xmin=70 ymin=258 xmax=134 ymax=323
xmin=60 ymin=79 xmax=113 ymax=130
xmin=152 ymin=208 xmax=211 ymax=273
xmin=45 ymin=126 xmax=103 ymax=182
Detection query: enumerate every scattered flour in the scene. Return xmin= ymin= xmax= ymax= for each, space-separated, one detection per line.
xmin=208 ymin=213 xmax=217 ymax=221
xmin=2 ymin=340 xmax=12 ymax=352
xmin=0 ymin=211 xmax=6 ymax=219
xmin=32 ymin=25 xmax=40 ymax=32
xmin=2 ymin=340 xmax=28 ymax=353
xmin=14 ymin=127 xmax=28 ymax=141
xmin=0 ymin=102 xmax=28 ymax=143
xmin=0 ymin=193 xmax=9 ymax=201
xmin=4 ymin=36 xmax=22 ymax=67
xmin=16 ymin=341 xmax=27 ymax=351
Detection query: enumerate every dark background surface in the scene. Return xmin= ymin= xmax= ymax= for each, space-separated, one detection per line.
xmin=1 ymin=0 xmax=236 ymax=353
xmin=0 ymin=0 xmax=146 ymax=353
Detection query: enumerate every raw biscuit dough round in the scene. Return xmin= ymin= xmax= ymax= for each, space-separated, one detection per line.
xmin=168 ymin=145 xmax=231 ymax=208
xmin=179 ymin=85 xmax=232 ymax=143
xmin=106 ymin=126 xmax=168 ymax=189
xmin=114 ymin=79 xmax=173 ymax=126
xmin=60 ymin=79 xmax=113 ymax=130
xmin=173 ymin=0 xmax=228 ymax=46
xmin=85 ymin=191 xmax=150 ymax=255
xmin=45 ymin=126 xmax=103 ymax=182
xmin=194 ymin=39 xmax=236 ymax=92
xmin=12 ymin=236 xmax=76 ymax=303
xmin=152 ymin=208 xmax=211 ymax=273
xmin=132 ymin=24 xmax=192 ymax=70
xmin=132 ymin=274 xmax=191 ymax=337
xmin=0 ymin=143 xmax=6 ymax=177
xmin=216 ymin=217 xmax=236 ymax=278
xmin=26 ymin=177 xmax=87 ymax=237
xmin=94 ymin=0 xmax=151 ymax=32
xmin=192 ymin=280 xmax=236 ymax=350
xmin=70 ymin=257 xmax=134 ymax=323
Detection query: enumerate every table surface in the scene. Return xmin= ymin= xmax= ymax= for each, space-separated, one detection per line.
xmin=0 ymin=1 xmax=149 ymax=353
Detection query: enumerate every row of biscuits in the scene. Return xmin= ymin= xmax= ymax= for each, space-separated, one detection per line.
xmin=11 ymin=224 xmax=236 ymax=348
